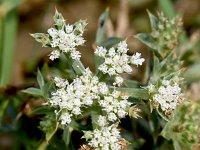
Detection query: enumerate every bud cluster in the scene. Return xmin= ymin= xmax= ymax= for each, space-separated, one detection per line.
xmin=151 ymin=12 xmax=183 ymax=50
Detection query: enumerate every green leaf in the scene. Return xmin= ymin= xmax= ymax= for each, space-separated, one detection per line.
xmin=62 ymin=126 xmax=72 ymax=147
xmin=159 ymin=0 xmax=176 ymax=18
xmin=22 ymin=88 xmax=43 ymax=96
xmin=147 ymin=10 xmax=158 ymax=30
xmin=0 ymin=100 xmax=9 ymax=123
xmin=184 ymin=63 xmax=200 ymax=82
xmin=53 ymin=9 xmax=65 ymax=29
xmin=100 ymin=37 xmax=122 ymax=48
xmin=135 ymin=33 xmax=157 ymax=50
xmin=72 ymin=59 xmax=85 ymax=75
xmin=37 ymin=69 xmax=45 ymax=90
xmin=0 ymin=9 xmax=17 ymax=87
xmin=95 ymin=8 xmax=109 ymax=45
xmin=31 ymin=106 xmax=52 ymax=115
xmin=45 ymin=123 xmax=58 ymax=143
xmin=124 ymin=79 xmax=140 ymax=88
xmin=0 ymin=0 xmax=24 ymax=15
xmin=90 ymin=110 xmax=99 ymax=129
xmin=110 ymin=86 xmax=150 ymax=100
xmin=30 ymin=33 xmax=50 ymax=47
xmin=43 ymin=81 xmax=54 ymax=100
xmin=74 ymin=20 xmax=87 ymax=35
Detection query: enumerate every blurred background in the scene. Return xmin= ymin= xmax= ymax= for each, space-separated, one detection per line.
xmin=1 ymin=0 xmax=200 ymax=86
xmin=0 ymin=0 xmax=200 ymax=149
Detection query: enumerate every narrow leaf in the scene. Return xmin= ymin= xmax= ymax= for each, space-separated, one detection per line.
xmin=30 ymin=33 xmax=50 ymax=47
xmin=31 ymin=106 xmax=52 ymax=115
xmin=184 ymin=63 xmax=200 ymax=82
xmin=135 ymin=33 xmax=157 ymax=50
xmin=72 ymin=59 xmax=86 ymax=75
xmin=147 ymin=10 xmax=158 ymax=30
xmin=63 ymin=127 xmax=72 ymax=147
xmin=95 ymin=8 xmax=109 ymax=45
xmin=0 ymin=100 xmax=9 ymax=123
xmin=110 ymin=86 xmax=150 ymax=100
xmin=37 ymin=69 xmax=45 ymax=90
xmin=159 ymin=0 xmax=176 ymax=18
xmin=100 ymin=37 xmax=122 ymax=48
xmin=124 ymin=79 xmax=140 ymax=88
xmin=0 ymin=10 xmax=17 ymax=87
xmin=22 ymin=88 xmax=43 ymax=96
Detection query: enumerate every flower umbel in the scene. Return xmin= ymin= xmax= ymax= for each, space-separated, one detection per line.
xmin=147 ymin=80 xmax=184 ymax=116
xmin=31 ymin=10 xmax=87 ymax=60
xmin=95 ymin=40 xmax=145 ymax=76
xmin=99 ymin=91 xmax=131 ymax=122
xmin=50 ymin=68 xmax=102 ymax=125
xmin=84 ymin=124 xmax=122 ymax=150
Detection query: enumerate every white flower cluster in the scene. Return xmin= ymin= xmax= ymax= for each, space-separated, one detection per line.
xmin=85 ymin=124 xmax=122 ymax=150
xmin=95 ymin=40 xmax=145 ymax=76
xmin=99 ymin=91 xmax=131 ymax=122
xmin=147 ymin=80 xmax=184 ymax=113
xmin=45 ymin=11 xmax=86 ymax=60
xmin=50 ymin=68 xmax=132 ymax=126
xmin=47 ymin=23 xmax=85 ymax=60
xmin=50 ymin=69 xmax=104 ymax=125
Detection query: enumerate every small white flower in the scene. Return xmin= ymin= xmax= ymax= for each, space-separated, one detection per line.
xmin=117 ymin=40 xmax=128 ymax=53
xmin=49 ymin=50 xmax=60 ymax=60
xmin=54 ymin=77 xmax=68 ymax=88
xmin=95 ymin=46 xmax=107 ymax=57
xmin=45 ymin=11 xmax=87 ymax=60
xmin=65 ymin=24 xmax=73 ymax=33
xmin=60 ymin=112 xmax=72 ymax=125
xmin=162 ymin=80 xmax=170 ymax=86
xmin=131 ymin=52 xmax=145 ymax=66
xmin=147 ymin=84 xmax=155 ymax=93
xmin=99 ymin=91 xmax=131 ymax=122
xmin=98 ymin=115 xmax=107 ymax=127
xmin=114 ymin=76 xmax=124 ymax=86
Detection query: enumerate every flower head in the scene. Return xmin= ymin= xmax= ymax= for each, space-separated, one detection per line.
xmin=95 ymin=40 xmax=144 ymax=86
xmin=99 ymin=91 xmax=131 ymax=122
xmin=31 ymin=10 xmax=87 ymax=60
xmin=147 ymin=79 xmax=184 ymax=116
xmin=84 ymin=124 xmax=122 ymax=150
